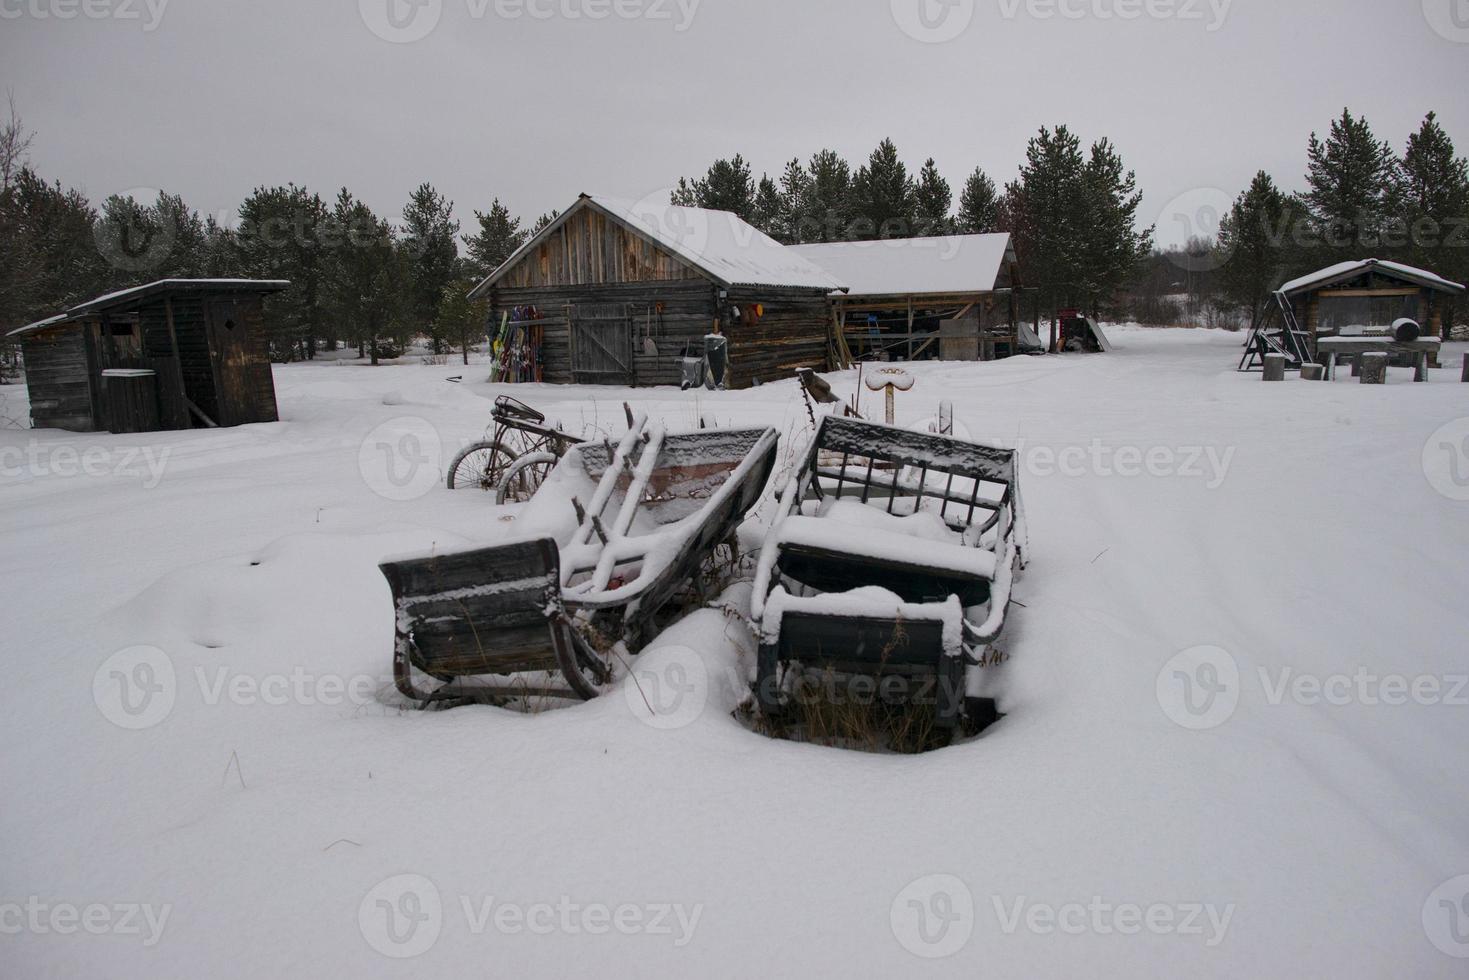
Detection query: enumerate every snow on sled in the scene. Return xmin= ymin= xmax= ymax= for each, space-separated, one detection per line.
xmin=751 ymin=415 xmax=1026 ymax=734
xmin=380 ymin=416 xmax=779 ymax=707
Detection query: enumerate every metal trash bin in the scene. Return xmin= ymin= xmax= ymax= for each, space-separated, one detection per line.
xmin=101 ymin=368 xmax=161 ymax=434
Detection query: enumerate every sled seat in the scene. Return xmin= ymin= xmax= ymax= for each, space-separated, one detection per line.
xmin=380 ymin=538 xmax=564 ymax=702
xmin=772 ymin=514 xmax=996 ymax=606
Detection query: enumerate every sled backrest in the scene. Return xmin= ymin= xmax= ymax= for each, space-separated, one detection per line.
xmin=380 ymin=538 xmax=562 ymax=676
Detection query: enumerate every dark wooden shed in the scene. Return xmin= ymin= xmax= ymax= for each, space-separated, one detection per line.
xmin=8 ymin=279 xmax=289 ymax=432
xmin=466 ymin=194 xmax=846 ymax=389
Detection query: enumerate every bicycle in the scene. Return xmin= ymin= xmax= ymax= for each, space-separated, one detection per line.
xmin=446 ymin=396 xmax=584 ymax=503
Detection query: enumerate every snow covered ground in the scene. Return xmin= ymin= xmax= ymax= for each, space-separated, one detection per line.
xmin=2 ymin=326 xmax=1468 ymax=978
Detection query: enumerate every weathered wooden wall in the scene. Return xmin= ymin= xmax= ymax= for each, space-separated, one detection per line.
xmin=486 ymin=205 xmax=833 ymax=390
xmin=137 ymin=293 xmax=278 ymax=427
xmin=20 ymin=326 xmax=98 ymax=431
xmin=492 ymin=282 xmax=832 ymax=389
xmin=497 ymin=206 xmax=706 ymax=289
xmin=492 ymin=281 xmax=717 ymax=387
xmin=724 ymin=289 xmax=831 ymax=388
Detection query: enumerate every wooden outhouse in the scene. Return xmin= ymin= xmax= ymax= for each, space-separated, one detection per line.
xmin=9 ymin=279 xmax=288 ymax=432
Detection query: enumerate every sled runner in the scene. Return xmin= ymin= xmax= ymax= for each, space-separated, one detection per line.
xmin=382 ymin=417 xmax=779 ymax=706
xmin=750 ymin=415 xmax=1025 ymax=734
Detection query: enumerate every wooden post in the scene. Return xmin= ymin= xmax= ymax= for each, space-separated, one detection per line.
xmin=1414 ymin=352 xmax=1429 ymax=383
xmin=1301 ymin=364 xmax=1325 ymax=381
xmin=1462 ymin=352 xmax=1469 ymax=383
xmin=1351 ymin=357 xmax=1362 ymax=378
xmin=1263 ymin=353 xmax=1286 ymax=381
xmin=1360 ymin=352 xmax=1389 ymax=385
xmin=1323 ymin=351 xmax=1337 ymax=381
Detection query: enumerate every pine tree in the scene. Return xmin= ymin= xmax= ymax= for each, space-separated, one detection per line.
xmin=913 ymin=159 xmax=954 ymax=236
xmin=1303 ymin=109 xmax=1401 ymax=260
xmin=777 ymin=158 xmax=809 ymax=243
xmin=531 ymin=210 xmax=559 ymax=235
xmin=669 ymin=178 xmax=699 ymax=208
xmin=1076 ymin=138 xmax=1152 ymax=318
xmin=322 ymin=188 xmax=401 ymax=365
xmin=236 ymin=185 xmax=330 ymax=358
xmin=437 ymin=267 xmax=485 ymax=366
xmin=801 ymin=149 xmax=851 ymax=242
xmin=463 ymin=198 xmax=526 ymax=279
xmin=400 ymin=183 xmax=459 ymax=354
xmin=1217 ymin=171 xmax=1292 ymax=327
xmin=1006 ymin=125 xmax=1087 ymax=321
xmin=1400 ymin=111 xmax=1469 ymax=277
xmin=0 ymin=167 xmax=105 ymax=330
xmin=677 ymin=155 xmax=756 ymax=219
xmin=849 ymin=139 xmax=916 ymax=240
xmin=957 ymin=167 xmax=999 ymax=234
xmin=752 ymin=175 xmax=783 ymax=240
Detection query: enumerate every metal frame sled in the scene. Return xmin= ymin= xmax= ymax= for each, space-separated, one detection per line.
xmin=381 ymin=417 xmax=779 ymax=707
xmin=750 ymin=415 xmax=1026 ymax=735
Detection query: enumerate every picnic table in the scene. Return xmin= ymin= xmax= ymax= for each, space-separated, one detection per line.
xmin=1314 ymin=336 xmax=1441 ymax=382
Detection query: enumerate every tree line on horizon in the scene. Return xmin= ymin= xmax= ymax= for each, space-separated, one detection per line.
xmin=2 ymin=103 xmax=1465 ymax=373
xmin=1136 ymin=110 xmax=1469 ymax=330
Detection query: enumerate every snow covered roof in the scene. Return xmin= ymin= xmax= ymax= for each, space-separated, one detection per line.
xmin=8 ymin=279 xmax=291 ymax=338
xmin=69 ymin=278 xmax=291 ymax=315
xmin=1278 ymin=259 xmax=1465 ymax=296
xmin=6 ymin=313 xmax=76 ymax=339
xmin=468 ymin=194 xmax=847 ymax=298
xmin=787 ymin=234 xmax=1017 ymax=299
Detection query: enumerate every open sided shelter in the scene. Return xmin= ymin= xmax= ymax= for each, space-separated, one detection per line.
xmin=1240 ymin=259 xmax=1464 ymax=370
xmin=9 ymin=279 xmax=288 ymax=432
xmin=466 ymin=194 xmax=846 ymax=389
xmin=788 ymin=234 xmax=1035 ymax=363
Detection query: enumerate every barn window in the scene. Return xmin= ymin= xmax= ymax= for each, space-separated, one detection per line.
xmin=109 ymin=322 xmax=135 ymax=337
xmin=224 ymin=319 xmax=237 ymax=331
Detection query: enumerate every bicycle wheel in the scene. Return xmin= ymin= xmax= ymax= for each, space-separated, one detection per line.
xmin=447 ymin=441 xmax=515 ymax=492
xmin=495 ymin=452 xmax=559 ymax=505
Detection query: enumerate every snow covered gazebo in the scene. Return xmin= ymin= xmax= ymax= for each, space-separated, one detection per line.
xmin=1241 ymin=258 xmax=1464 ymax=372
xmin=788 ymin=234 xmax=1037 ymax=363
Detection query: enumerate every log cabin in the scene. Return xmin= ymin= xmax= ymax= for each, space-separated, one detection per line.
xmin=466 ymin=194 xmax=847 ymax=389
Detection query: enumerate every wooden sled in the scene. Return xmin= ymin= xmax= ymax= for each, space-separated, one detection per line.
xmin=381 ymin=417 xmax=779 ymax=707
xmin=750 ymin=415 xmax=1025 ymax=734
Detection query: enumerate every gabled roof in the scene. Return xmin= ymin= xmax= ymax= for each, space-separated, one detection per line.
xmin=787 ymin=234 xmax=1017 ymax=299
xmin=1278 ymin=259 xmax=1465 ymax=297
xmin=467 ymin=194 xmax=847 ymax=299
xmin=7 ymin=279 xmax=291 ymax=338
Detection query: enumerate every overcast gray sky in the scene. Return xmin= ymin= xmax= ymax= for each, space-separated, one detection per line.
xmin=3 ymin=0 xmax=1467 ymax=247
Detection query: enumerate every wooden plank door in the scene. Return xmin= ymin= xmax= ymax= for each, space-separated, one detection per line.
xmin=207 ymin=297 xmax=253 ymax=426
xmin=570 ymin=305 xmax=634 ymax=386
